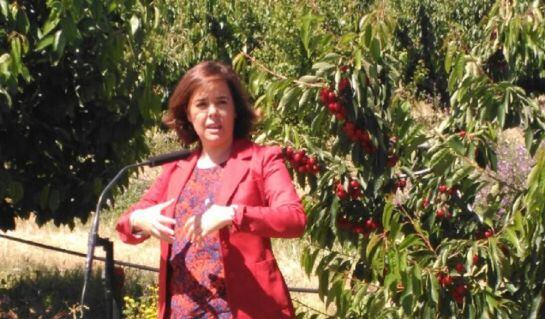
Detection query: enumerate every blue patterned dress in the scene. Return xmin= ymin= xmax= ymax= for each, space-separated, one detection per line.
xmin=168 ymin=165 xmax=232 ymax=319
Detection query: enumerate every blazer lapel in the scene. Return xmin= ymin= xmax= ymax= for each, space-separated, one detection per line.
xmin=164 ymin=151 xmax=199 ymax=218
xmin=215 ymin=139 xmax=253 ymax=206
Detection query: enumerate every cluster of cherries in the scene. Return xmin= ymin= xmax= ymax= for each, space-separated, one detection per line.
xmin=392 ymin=177 xmax=407 ymax=192
xmin=283 ymin=146 xmax=320 ymax=175
xmin=337 ymin=215 xmax=379 ymax=237
xmin=319 ymin=76 xmax=379 ymax=155
xmin=435 ymin=255 xmax=480 ymax=304
xmin=335 ymin=179 xmax=363 ymax=200
xmin=433 ymin=184 xmax=458 ymax=219
xmin=320 ymin=85 xmax=347 ymax=121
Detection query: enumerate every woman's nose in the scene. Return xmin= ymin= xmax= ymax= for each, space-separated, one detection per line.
xmin=208 ymin=103 xmax=219 ymax=115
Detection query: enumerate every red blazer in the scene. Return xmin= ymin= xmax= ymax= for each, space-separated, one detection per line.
xmin=116 ymin=139 xmax=307 ymax=319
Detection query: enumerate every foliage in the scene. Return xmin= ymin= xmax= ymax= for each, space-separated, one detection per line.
xmin=231 ymin=0 xmax=545 ymax=317
xmin=0 ymin=0 xmax=163 ymax=230
xmin=3 ymin=0 xmax=545 ymax=317
xmin=123 ymin=284 xmax=158 ymax=319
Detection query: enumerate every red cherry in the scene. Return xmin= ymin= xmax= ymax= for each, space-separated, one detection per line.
xmin=293 ymin=152 xmax=303 ymax=163
xmin=300 ymin=155 xmax=308 ymax=164
xmin=335 ymin=111 xmax=346 ymax=121
xmin=365 ymin=219 xmax=378 ymax=230
xmin=308 ymin=156 xmax=316 ymax=165
xmin=320 ymin=87 xmax=330 ymax=104
xmin=455 ymin=284 xmax=467 ymax=295
xmin=285 ymin=146 xmax=294 ymax=159
xmin=422 ymin=197 xmax=430 ymax=208
xmin=386 ymin=154 xmax=399 ymax=167
xmin=340 ymin=65 xmax=349 ymax=73
xmin=447 ymin=186 xmax=457 ymax=196
xmin=343 ymin=122 xmax=356 ymax=135
xmin=484 ymin=230 xmax=493 ymax=238
xmin=458 ymin=131 xmax=466 ymax=138
xmin=327 ymin=91 xmax=336 ymax=102
xmin=297 ymin=166 xmax=306 ymax=173
xmin=339 ymin=78 xmax=350 ymax=92
xmin=353 ymin=224 xmax=366 ymax=234
xmin=350 ymin=180 xmax=360 ymax=189
xmin=472 ymin=255 xmax=479 ymax=265
xmin=455 ymin=263 xmax=465 ymax=274
xmin=441 ymin=275 xmax=453 ymax=287
xmin=356 ymin=129 xmax=370 ymax=143
xmin=436 ymin=209 xmax=445 ymax=219
xmin=328 ymin=102 xmax=340 ymax=113
xmin=452 ymin=291 xmax=464 ymax=304
xmin=350 ymin=188 xmax=362 ymax=200
xmin=438 ymin=185 xmax=448 ymax=193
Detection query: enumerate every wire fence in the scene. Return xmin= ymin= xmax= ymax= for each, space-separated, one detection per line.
xmin=0 ymin=233 xmax=319 ymax=294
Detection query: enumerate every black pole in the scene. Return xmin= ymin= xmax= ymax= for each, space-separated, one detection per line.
xmin=80 ymin=150 xmax=190 ymax=318
xmin=80 ymin=163 xmax=143 ymax=319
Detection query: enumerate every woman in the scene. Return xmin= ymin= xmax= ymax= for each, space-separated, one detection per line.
xmin=116 ymin=61 xmax=307 ymax=319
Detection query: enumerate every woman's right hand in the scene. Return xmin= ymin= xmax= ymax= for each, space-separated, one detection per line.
xmin=130 ymin=199 xmax=176 ymax=243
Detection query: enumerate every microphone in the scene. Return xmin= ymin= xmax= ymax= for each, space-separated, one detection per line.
xmin=144 ymin=149 xmax=192 ymax=167
xmin=80 ymin=149 xmax=191 ymax=317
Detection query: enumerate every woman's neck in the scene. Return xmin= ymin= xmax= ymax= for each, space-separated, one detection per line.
xmin=197 ymin=141 xmax=233 ymax=168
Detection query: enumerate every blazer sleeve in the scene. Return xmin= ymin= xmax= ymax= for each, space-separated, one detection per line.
xmin=115 ymin=162 xmax=175 ymax=244
xmin=231 ymin=146 xmax=307 ymax=238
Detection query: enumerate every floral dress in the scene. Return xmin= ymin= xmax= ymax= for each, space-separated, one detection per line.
xmin=168 ymin=165 xmax=232 ymax=319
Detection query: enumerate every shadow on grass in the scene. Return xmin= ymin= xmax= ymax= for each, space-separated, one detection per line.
xmin=0 ymin=265 xmax=153 ymax=319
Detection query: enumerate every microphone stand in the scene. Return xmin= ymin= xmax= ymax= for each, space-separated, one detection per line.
xmin=80 ymin=149 xmax=190 ymax=318
xmin=80 ymin=162 xmax=146 ymax=319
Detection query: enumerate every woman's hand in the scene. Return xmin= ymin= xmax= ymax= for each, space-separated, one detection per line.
xmin=130 ymin=199 xmax=176 ymax=243
xmin=183 ymin=204 xmax=235 ymax=243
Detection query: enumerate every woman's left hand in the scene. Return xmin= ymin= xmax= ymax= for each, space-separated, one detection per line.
xmin=183 ymin=204 xmax=236 ymax=243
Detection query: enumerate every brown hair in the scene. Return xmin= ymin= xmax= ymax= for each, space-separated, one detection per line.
xmin=163 ymin=61 xmax=256 ymax=146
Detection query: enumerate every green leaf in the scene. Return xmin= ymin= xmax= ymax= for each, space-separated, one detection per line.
xmin=0 ymin=0 xmax=8 ymax=18
xmin=7 ymin=181 xmax=24 ymax=203
xmin=370 ymin=38 xmax=381 ymax=61
xmin=48 ymin=189 xmax=60 ymax=211
xmin=429 ymin=272 xmax=439 ymax=303
xmin=35 ymin=34 xmax=55 ymax=51
xmin=311 ymin=62 xmax=335 ymax=71
xmin=298 ymin=75 xmax=319 ymax=84
xmin=10 ymin=36 xmax=22 ymax=70
xmin=153 ymin=6 xmax=160 ymax=29
xmin=498 ymin=91 xmax=509 ymax=127
xmin=446 ymin=136 xmax=465 ymax=156
xmin=53 ymin=30 xmax=66 ymax=55
xmin=278 ymin=87 xmax=300 ymax=110
xmin=430 ymin=148 xmax=454 ymax=174
xmin=382 ymin=201 xmax=393 ymax=231
xmin=366 ymin=234 xmax=382 ymax=260
xmin=130 ymin=15 xmax=141 ymax=35
xmin=42 ymin=2 xmax=62 ymax=36
xmin=15 ymin=7 xmax=30 ymax=33
xmin=0 ymin=87 xmax=12 ymax=107
xmin=300 ymin=12 xmax=313 ymax=57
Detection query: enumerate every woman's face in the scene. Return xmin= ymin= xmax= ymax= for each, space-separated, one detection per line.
xmin=186 ymin=78 xmax=236 ymax=150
